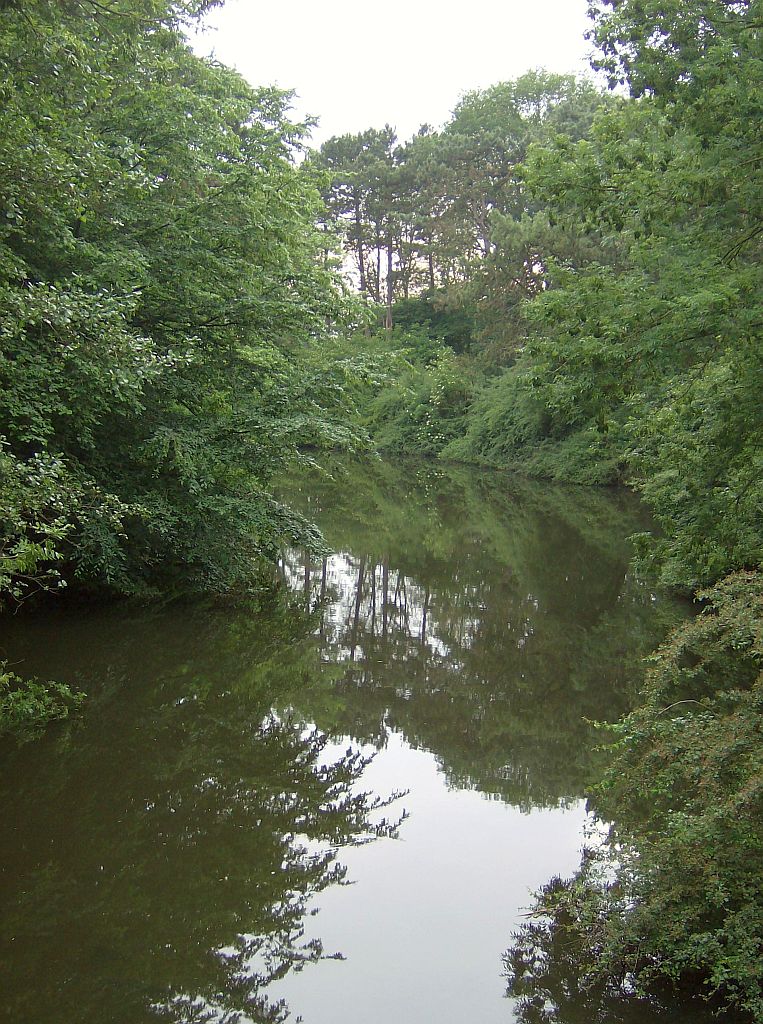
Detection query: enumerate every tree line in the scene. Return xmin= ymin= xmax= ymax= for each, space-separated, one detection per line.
xmin=311 ymin=71 xmax=607 ymax=328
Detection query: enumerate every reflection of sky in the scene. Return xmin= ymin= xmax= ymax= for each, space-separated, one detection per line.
xmin=276 ymin=549 xmax=596 ymax=1021
xmin=270 ymin=731 xmax=589 ymax=1024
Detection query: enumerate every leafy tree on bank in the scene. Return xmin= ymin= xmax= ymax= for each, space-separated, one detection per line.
xmin=506 ymin=572 xmax=763 ymax=1021
xmin=449 ymin=0 xmax=763 ymax=588
xmin=0 ymin=0 xmax=361 ymax=605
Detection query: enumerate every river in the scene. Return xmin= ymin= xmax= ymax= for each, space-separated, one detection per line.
xmin=0 ymin=457 xmax=701 ymax=1023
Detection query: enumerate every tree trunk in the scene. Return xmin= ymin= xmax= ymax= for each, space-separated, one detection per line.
xmin=382 ymin=559 xmax=389 ymax=637
xmin=319 ymin=557 xmax=328 ymax=637
xmin=354 ymin=197 xmax=367 ymax=295
xmin=385 ymin=237 xmax=394 ymax=331
xmin=421 ymin=586 xmax=430 ymax=643
xmin=375 ymin=229 xmax=382 ymax=303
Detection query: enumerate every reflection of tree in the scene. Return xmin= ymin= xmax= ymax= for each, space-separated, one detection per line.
xmin=503 ymin=875 xmax=723 ymax=1024
xmin=0 ymin=456 xmax=688 ymax=1022
xmin=0 ymin=607 xmax=400 ymax=1024
xmin=279 ymin=458 xmax=684 ymax=810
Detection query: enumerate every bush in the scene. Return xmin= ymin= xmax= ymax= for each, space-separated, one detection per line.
xmin=365 ymin=347 xmax=475 ymax=456
xmin=506 ymin=571 xmax=763 ymax=1020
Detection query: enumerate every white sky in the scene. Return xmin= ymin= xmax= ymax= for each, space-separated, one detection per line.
xmin=192 ymin=0 xmax=596 ymax=148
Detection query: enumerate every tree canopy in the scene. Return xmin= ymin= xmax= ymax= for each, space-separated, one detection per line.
xmin=0 ymin=0 xmax=360 ymax=603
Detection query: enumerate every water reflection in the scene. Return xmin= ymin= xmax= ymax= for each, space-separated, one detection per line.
xmin=277 ymin=458 xmax=682 ymax=811
xmin=0 ymin=457 xmax=685 ymax=1023
xmin=0 ymin=604 xmax=399 ymax=1024
xmin=503 ymin=875 xmax=724 ymax=1024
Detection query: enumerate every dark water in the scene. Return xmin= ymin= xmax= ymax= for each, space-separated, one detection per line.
xmin=0 ymin=458 xmax=697 ymax=1023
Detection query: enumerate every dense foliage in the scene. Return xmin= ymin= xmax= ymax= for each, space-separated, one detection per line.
xmin=319 ymin=5 xmax=761 ymax=591
xmin=1 ymin=0 xmax=760 ymax=1014
xmin=0 ymin=0 xmax=360 ymax=605
xmin=506 ymin=571 xmax=763 ymax=1021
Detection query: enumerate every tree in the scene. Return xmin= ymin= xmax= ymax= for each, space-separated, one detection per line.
xmin=312 ymin=127 xmax=397 ymax=306
xmin=0 ymin=0 xmax=360 ymax=602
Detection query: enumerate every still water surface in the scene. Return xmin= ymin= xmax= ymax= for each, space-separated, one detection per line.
xmin=0 ymin=459 xmax=688 ymax=1023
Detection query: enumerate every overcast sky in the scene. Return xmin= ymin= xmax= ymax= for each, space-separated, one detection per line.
xmin=192 ymin=0 xmax=596 ymax=148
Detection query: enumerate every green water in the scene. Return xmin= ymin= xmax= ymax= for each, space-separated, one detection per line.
xmin=0 ymin=458 xmax=699 ymax=1023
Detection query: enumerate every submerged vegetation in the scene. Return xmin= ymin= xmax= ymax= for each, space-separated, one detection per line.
xmin=0 ymin=0 xmax=761 ymax=1018
xmin=0 ymin=662 xmax=84 ymax=738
